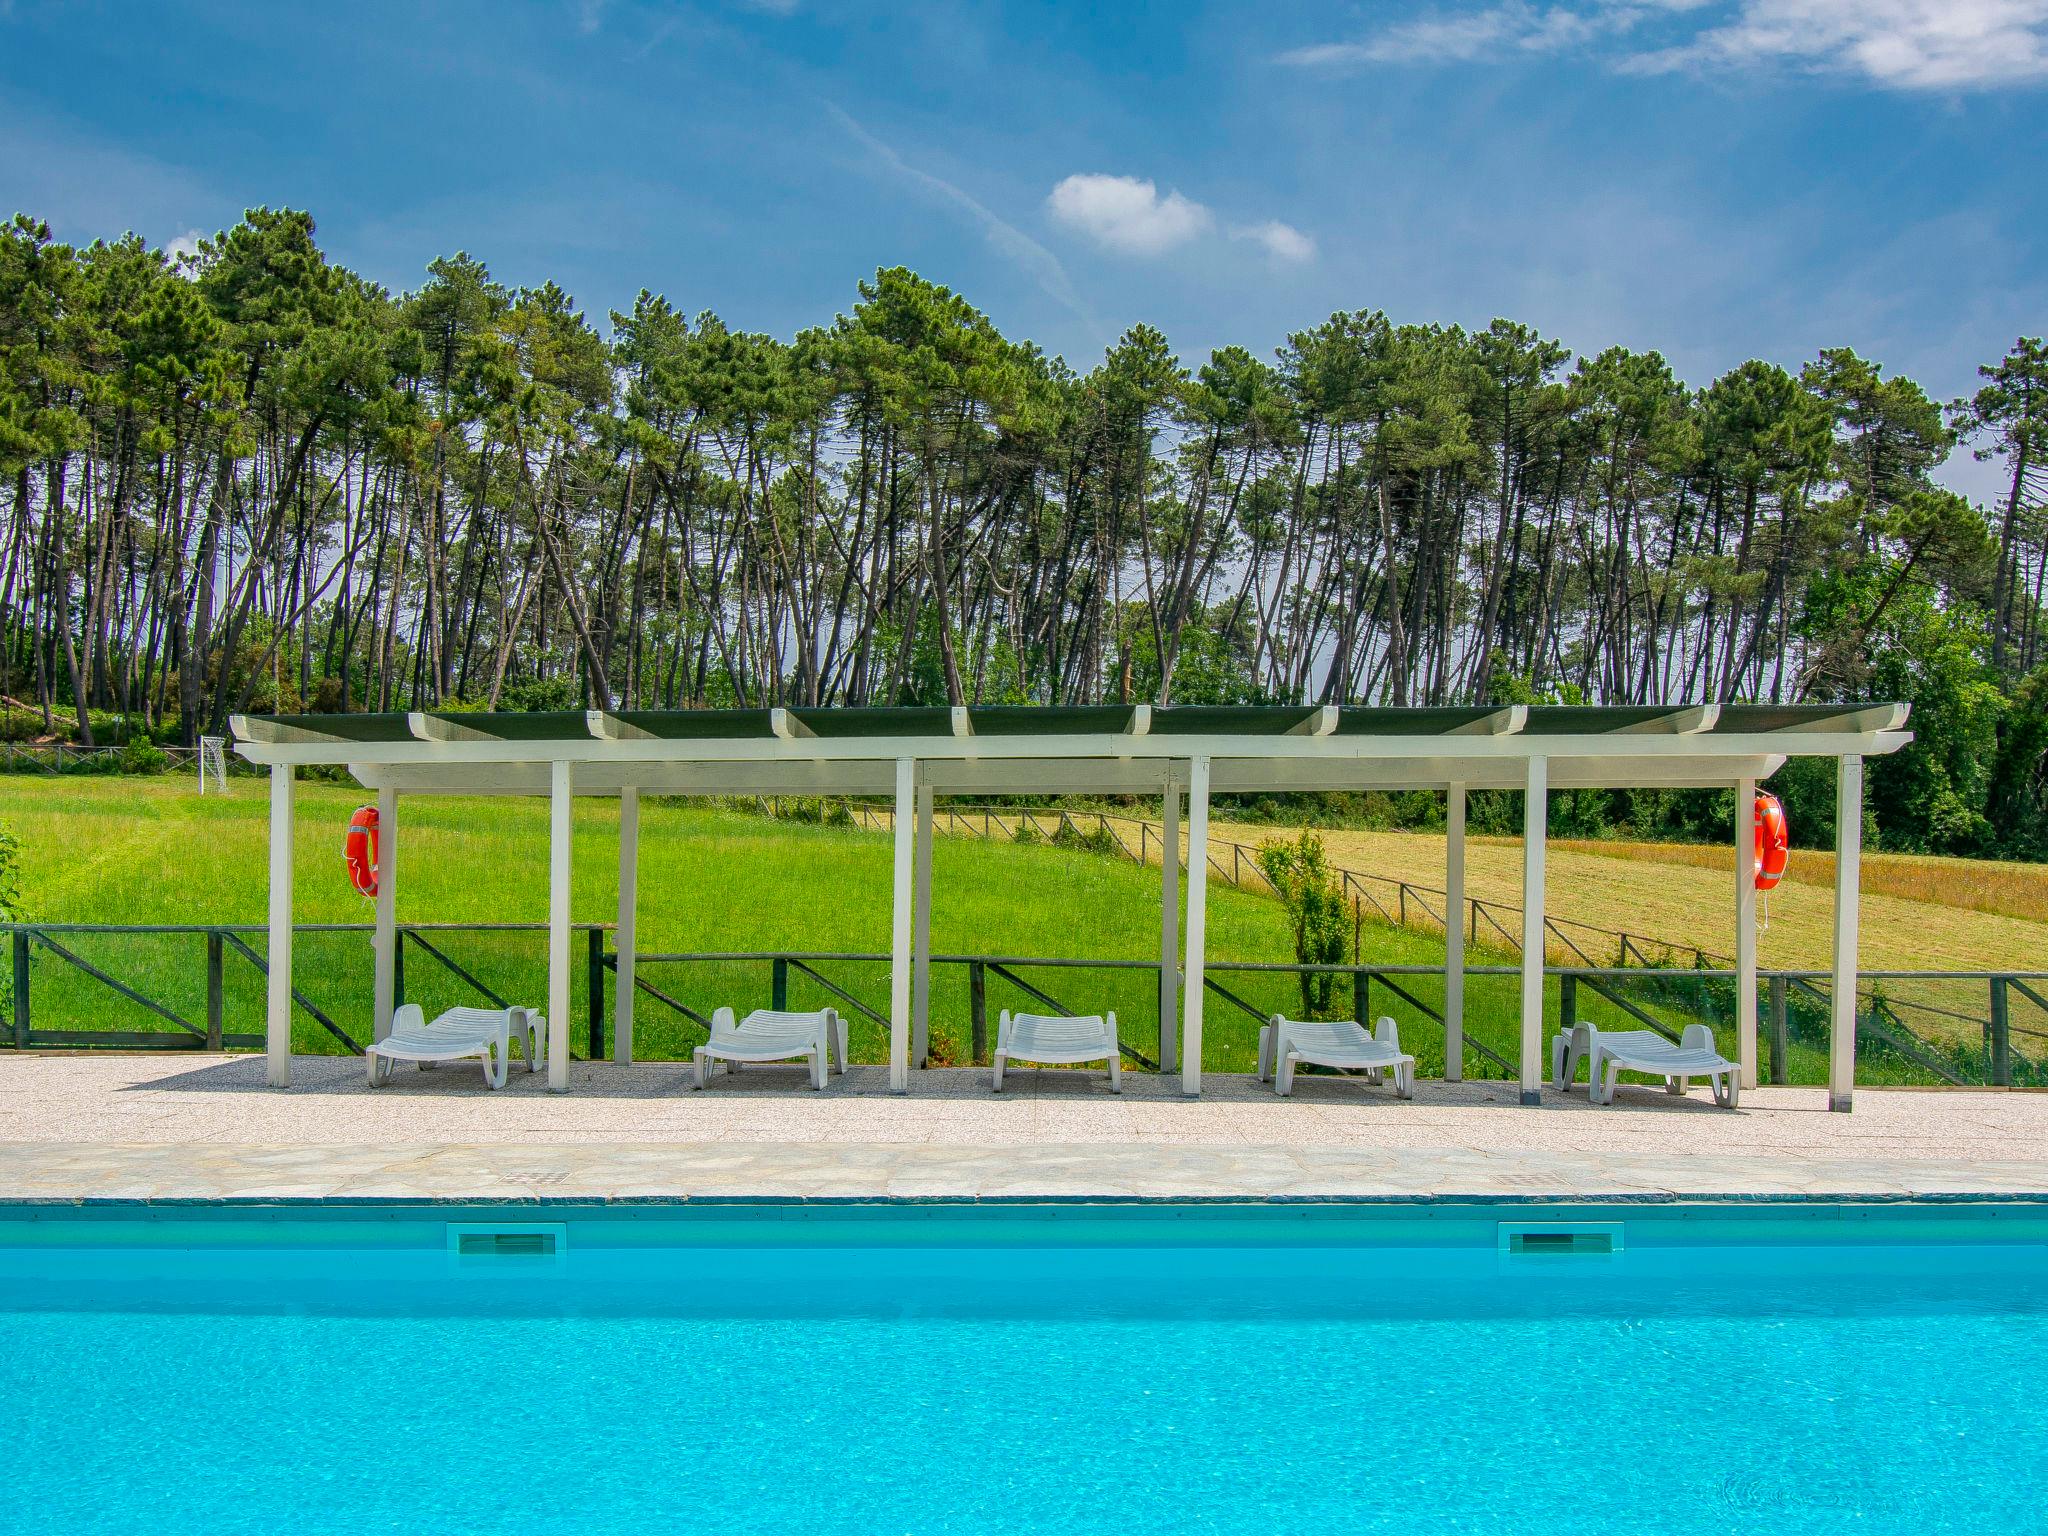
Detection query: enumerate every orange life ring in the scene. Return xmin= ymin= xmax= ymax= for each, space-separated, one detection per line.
xmin=1754 ymin=792 xmax=1789 ymax=892
xmin=345 ymin=805 xmax=379 ymax=899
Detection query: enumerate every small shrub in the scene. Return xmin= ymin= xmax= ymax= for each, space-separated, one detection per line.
xmin=1256 ymin=830 xmax=1351 ymax=1019
xmin=120 ymin=739 xmax=170 ymax=775
xmin=1050 ymin=817 xmax=1119 ymax=857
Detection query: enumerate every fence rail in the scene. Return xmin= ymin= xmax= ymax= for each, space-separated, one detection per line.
xmin=8 ymin=921 xmax=2039 ymax=1089
xmin=5 ymin=920 xmax=2041 ymax=1089
xmin=0 ymin=743 xmax=208 ymax=774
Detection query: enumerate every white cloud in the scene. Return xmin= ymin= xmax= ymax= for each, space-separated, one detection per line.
xmin=164 ymin=229 xmax=205 ymax=264
xmin=1046 ymin=173 xmax=1214 ymax=257
xmin=1277 ymin=1 xmax=1671 ymax=68
xmin=1232 ymin=219 xmax=1317 ymax=264
xmin=1626 ymin=0 xmax=2048 ymax=89
xmin=1280 ymin=0 xmax=2048 ymax=89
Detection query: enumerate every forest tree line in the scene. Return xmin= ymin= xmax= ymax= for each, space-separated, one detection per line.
xmin=2 ymin=208 xmax=2045 ymax=854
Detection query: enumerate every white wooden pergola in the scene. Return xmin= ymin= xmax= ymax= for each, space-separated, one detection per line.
xmin=231 ymin=701 xmax=1909 ymax=1111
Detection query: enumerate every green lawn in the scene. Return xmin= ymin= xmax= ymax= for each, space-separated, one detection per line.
xmin=0 ymin=776 xmax=1882 ymax=1082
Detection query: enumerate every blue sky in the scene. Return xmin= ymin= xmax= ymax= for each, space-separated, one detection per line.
xmin=3 ymin=0 xmax=2045 ymax=493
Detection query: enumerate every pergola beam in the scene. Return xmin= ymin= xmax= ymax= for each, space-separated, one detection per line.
xmin=1788 ymin=704 xmax=1908 ymax=736
xmin=1613 ymin=703 xmax=1721 ymax=735
xmin=1449 ymin=705 xmax=1527 ymax=736
xmin=407 ymin=712 xmax=495 ymax=742
xmin=341 ymin=750 xmax=1795 ymax=799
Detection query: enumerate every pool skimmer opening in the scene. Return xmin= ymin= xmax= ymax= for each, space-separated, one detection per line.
xmin=447 ymin=1223 xmax=568 ymax=1265
xmin=1498 ymin=1223 xmax=1623 ymax=1257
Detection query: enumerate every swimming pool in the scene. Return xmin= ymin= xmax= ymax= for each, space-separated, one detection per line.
xmin=2 ymin=1201 xmax=2044 ymax=1536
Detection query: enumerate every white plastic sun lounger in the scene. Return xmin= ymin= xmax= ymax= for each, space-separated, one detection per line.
xmin=1555 ymin=1021 xmax=1740 ymax=1107
xmin=693 ymin=1007 xmax=847 ymax=1090
xmin=365 ymin=1004 xmax=541 ymax=1089
xmin=1552 ymin=1024 xmax=1666 ymax=1092
xmin=992 ymin=1010 xmax=1121 ymax=1091
xmin=1257 ymin=1015 xmax=1416 ymax=1098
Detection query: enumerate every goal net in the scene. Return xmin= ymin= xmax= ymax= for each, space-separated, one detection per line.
xmin=198 ymin=735 xmax=229 ymax=795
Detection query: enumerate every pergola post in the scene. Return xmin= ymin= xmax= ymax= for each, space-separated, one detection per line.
xmin=889 ymin=758 xmax=915 ymax=1093
xmin=1830 ymin=754 xmax=1863 ymax=1112
xmin=372 ymin=784 xmax=398 ymax=1043
xmin=1518 ymin=755 xmax=1548 ymax=1105
xmin=1735 ymin=774 xmax=1758 ymax=1091
xmin=1158 ymin=775 xmax=1181 ymax=1075
xmin=1443 ymin=782 xmax=1466 ymax=1083
xmin=614 ymin=784 xmax=639 ymax=1065
xmin=911 ymin=778 xmax=935 ymax=1067
xmin=546 ymin=760 xmax=573 ymax=1092
xmin=265 ymin=764 xmax=295 ymax=1087
xmin=1179 ymin=756 xmax=1210 ymax=1097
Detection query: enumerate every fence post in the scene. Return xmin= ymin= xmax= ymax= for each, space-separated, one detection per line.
xmin=1990 ymin=976 xmax=2012 ymax=1087
xmin=586 ymin=927 xmax=604 ymax=1061
xmin=205 ymin=931 xmax=224 ymax=1051
xmin=1398 ymin=884 xmax=1407 ymax=926
xmin=1560 ymin=972 xmax=1578 ymax=1033
xmin=394 ymin=931 xmax=406 ymax=1009
xmin=772 ymin=955 xmax=789 ymax=1012
xmin=1768 ymin=975 xmax=1789 ymax=1086
xmin=1354 ymin=969 xmax=1369 ymax=1023
xmin=11 ymin=929 xmax=27 ymax=1049
xmin=969 ymin=961 xmax=987 ymax=1065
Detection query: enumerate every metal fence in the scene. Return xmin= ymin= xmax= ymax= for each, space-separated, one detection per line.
xmin=0 ymin=743 xmax=240 ymax=776
xmin=834 ymin=801 xmax=2028 ymax=1066
xmin=3 ymin=920 xmax=2042 ymax=1089
xmin=843 ymin=801 xmax=1734 ymax=970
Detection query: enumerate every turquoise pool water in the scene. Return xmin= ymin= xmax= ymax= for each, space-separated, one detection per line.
xmin=2 ymin=1202 xmax=2045 ymax=1536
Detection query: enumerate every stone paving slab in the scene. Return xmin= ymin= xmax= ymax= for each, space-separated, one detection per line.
xmin=2 ymin=1053 xmax=2046 ymax=1203
xmin=3 ymin=1139 xmax=2046 ymax=1205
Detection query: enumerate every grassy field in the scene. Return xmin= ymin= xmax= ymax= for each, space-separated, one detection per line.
xmin=1203 ymin=822 xmax=2048 ymax=977
xmin=0 ymin=776 xmax=1998 ymax=1084
xmin=0 ymin=777 xmax=1548 ymax=1078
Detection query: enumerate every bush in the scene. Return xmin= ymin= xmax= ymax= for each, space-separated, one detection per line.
xmin=1050 ymin=817 xmax=1120 ymax=857
xmin=1256 ymin=830 xmax=1350 ymax=1019
xmin=119 ymin=739 xmax=170 ymax=775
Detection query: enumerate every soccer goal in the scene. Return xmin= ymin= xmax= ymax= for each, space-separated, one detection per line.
xmin=198 ymin=735 xmax=229 ymax=795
